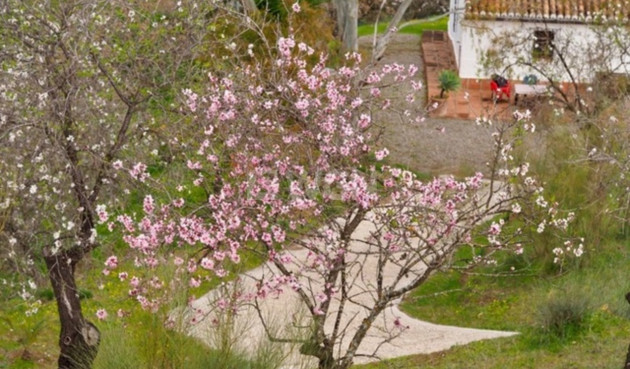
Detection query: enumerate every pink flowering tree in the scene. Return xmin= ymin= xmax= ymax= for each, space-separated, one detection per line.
xmin=0 ymin=0 xmax=240 ymax=367
xmin=115 ymin=22 xmax=580 ymax=369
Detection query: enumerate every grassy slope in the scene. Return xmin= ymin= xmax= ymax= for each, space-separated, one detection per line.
xmin=357 ymin=15 xmax=448 ymax=38
xmin=0 ymin=245 xmax=270 ymax=369
xmin=352 ymin=241 xmax=630 ymax=369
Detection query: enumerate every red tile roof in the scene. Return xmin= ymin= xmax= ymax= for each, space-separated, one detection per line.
xmin=466 ymin=0 xmax=628 ymax=22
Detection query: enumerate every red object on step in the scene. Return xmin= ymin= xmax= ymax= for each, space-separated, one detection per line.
xmin=490 ymin=79 xmax=511 ymax=101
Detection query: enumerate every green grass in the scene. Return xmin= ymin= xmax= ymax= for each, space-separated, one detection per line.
xmin=93 ymin=312 xmax=285 ymax=369
xmin=0 ymin=249 xmax=278 ymax=369
xmin=357 ymin=15 xmax=448 ymax=37
xmin=355 ymin=313 xmax=630 ymax=368
xmin=351 ymin=238 xmax=630 ymax=369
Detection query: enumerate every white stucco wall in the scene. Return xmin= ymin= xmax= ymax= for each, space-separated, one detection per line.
xmin=448 ymin=0 xmax=466 ymax=66
xmin=451 ymin=19 xmax=630 ymax=83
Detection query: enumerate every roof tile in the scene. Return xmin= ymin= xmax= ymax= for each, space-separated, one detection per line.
xmin=466 ymin=0 xmax=628 ymax=22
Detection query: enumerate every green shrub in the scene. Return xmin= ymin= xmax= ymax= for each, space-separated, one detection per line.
xmin=525 ymin=122 xmax=629 ymax=269
xmin=438 ymin=70 xmax=460 ymax=98
xmin=537 ymin=291 xmax=590 ymax=340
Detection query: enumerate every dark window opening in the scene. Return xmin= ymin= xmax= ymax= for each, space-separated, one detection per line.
xmin=533 ymin=30 xmax=554 ymax=60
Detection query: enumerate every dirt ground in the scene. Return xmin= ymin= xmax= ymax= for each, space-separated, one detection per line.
xmin=359 ymin=34 xmax=496 ymax=176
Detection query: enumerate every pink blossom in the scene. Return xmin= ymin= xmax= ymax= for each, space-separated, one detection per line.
xmin=187 ymin=160 xmax=202 ymax=170
xmin=261 ymin=232 xmax=273 ymax=245
xmin=187 ymin=259 xmax=197 ymax=273
xmin=104 ymin=255 xmax=118 ymax=269
xmin=295 ymin=98 xmax=309 ymax=111
xmin=374 ymin=148 xmax=389 ymax=161
xmin=217 ymin=298 xmax=228 ymax=310
xmin=488 ymin=222 xmax=502 ymax=236
xmin=189 ymin=277 xmax=201 ymax=288
xmin=230 ymin=252 xmax=240 ymax=263
xmin=357 ymin=114 xmax=371 ymax=129
xmin=129 ymin=162 xmax=148 ymax=182
xmin=130 ymin=276 xmax=140 ymax=288
xmin=143 ymin=195 xmax=155 ymax=214
xmin=96 ymin=204 xmax=109 ymax=223
xmin=96 ymin=309 xmax=108 ymax=320
xmin=213 ymin=251 xmax=225 ymax=261
xmin=200 ymin=257 xmax=215 ymax=270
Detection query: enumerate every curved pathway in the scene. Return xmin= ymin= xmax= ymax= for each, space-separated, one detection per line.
xmin=189 ymin=217 xmax=517 ymax=368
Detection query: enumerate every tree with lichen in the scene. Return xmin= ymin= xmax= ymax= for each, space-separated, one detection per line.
xmin=0 ymin=0 xmax=234 ymax=366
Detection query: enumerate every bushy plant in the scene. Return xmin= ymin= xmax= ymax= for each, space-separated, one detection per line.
xmin=537 ymin=291 xmax=590 ymax=340
xmin=438 ymin=70 xmax=461 ymax=98
xmin=523 ymin=74 xmax=539 ymax=85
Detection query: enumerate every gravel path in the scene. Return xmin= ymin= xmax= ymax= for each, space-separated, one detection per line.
xmin=360 ymin=34 xmax=495 ymax=176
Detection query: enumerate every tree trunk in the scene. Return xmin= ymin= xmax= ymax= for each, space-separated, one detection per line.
xmin=372 ymin=0 xmax=415 ymax=61
xmin=338 ymin=298 xmax=389 ymax=369
xmin=334 ymin=0 xmax=358 ymax=52
xmin=45 ymin=250 xmax=100 ymax=369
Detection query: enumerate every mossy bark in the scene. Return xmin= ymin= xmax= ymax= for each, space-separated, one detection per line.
xmin=46 ymin=250 xmax=100 ymax=369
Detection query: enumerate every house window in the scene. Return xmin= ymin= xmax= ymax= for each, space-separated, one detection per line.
xmin=533 ymin=30 xmax=555 ymax=60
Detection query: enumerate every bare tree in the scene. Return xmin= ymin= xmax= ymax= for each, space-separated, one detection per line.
xmin=333 ymin=0 xmax=424 ymax=56
xmin=334 ymin=0 xmax=360 ymax=51
xmin=371 ymin=0 xmax=415 ymax=61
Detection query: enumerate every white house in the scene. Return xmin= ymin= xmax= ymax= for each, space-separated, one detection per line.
xmin=447 ymin=0 xmax=630 ymax=83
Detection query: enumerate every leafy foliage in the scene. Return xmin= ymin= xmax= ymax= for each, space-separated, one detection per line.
xmin=437 ymin=70 xmax=460 ymax=98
